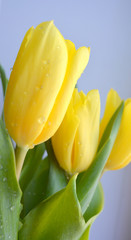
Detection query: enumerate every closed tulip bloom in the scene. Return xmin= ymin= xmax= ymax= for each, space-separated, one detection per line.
xmin=4 ymin=21 xmax=90 ymax=148
xmin=100 ymin=89 xmax=131 ymax=170
xmin=52 ymin=88 xmax=100 ymax=173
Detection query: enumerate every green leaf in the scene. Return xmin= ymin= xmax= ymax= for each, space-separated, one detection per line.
xmin=79 ymin=183 xmax=104 ymax=240
xmin=83 ymin=182 xmax=104 ymax=222
xmin=45 ymin=140 xmax=67 ymax=198
xmin=98 ymin=101 xmax=124 ymax=151
xmin=20 ymin=143 xmax=46 ymax=192
xmin=79 ymin=225 xmax=91 ymax=240
xmin=20 ymin=157 xmax=49 ymax=218
xmin=19 ymin=176 xmax=104 ymax=240
xmin=77 ymin=101 xmax=124 ymax=214
xmin=20 ymin=143 xmax=48 ymax=217
xmin=0 ymin=65 xmax=8 ymax=96
xmin=19 ymin=175 xmax=86 ymax=240
xmin=0 ymin=119 xmax=22 ymax=240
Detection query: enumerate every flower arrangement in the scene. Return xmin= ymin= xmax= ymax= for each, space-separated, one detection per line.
xmin=0 ymin=21 xmax=130 ymax=240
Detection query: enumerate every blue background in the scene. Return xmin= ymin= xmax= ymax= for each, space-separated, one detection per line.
xmin=0 ymin=1 xmax=131 ymax=239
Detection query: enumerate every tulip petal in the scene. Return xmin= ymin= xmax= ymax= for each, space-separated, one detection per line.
xmin=106 ymin=99 xmax=131 ymax=170
xmin=14 ymin=27 xmax=35 ymax=68
xmin=51 ymin=98 xmax=80 ymax=172
xmin=72 ymin=89 xmax=100 ymax=173
xmin=99 ymin=89 xmax=121 ymax=141
xmin=4 ymin=21 xmax=68 ymax=147
xmin=34 ymin=41 xmax=90 ymax=145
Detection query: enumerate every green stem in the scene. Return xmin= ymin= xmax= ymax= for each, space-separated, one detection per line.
xmin=15 ymin=146 xmax=28 ymax=180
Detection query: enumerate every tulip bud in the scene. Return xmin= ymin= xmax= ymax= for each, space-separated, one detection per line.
xmin=100 ymin=89 xmax=131 ymax=170
xmin=52 ymin=88 xmax=100 ymax=173
xmin=4 ymin=21 xmax=90 ymax=148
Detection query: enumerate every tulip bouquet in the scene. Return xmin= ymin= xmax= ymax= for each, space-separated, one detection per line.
xmin=0 ymin=21 xmax=131 ymax=240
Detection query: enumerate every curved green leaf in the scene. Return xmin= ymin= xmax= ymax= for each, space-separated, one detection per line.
xmin=77 ymin=101 xmax=124 ymax=214
xmin=0 ymin=65 xmax=8 ymax=96
xmin=20 ymin=157 xmax=49 ymax=218
xmin=79 ymin=182 xmax=104 ymax=240
xmin=0 ymin=119 xmax=21 ymax=240
xmin=19 ymin=175 xmax=86 ymax=240
xmin=19 ymin=175 xmax=104 ymax=240
xmin=45 ymin=140 xmax=67 ymax=198
xmin=20 ymin=143 xmax=46 ymax=192
xmin=83 ymin=182 xmax=104 ymax=222
xmin=20 ymin=143 xmax=47 ymax=218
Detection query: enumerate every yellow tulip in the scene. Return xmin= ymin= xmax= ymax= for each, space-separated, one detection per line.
xmin=52 ymin=88 xmax=100 ymax=173
xmin=4 ymin=21 xmax=90 ymax=148
xmin=100 ymin=89 xmax=131 ymax=170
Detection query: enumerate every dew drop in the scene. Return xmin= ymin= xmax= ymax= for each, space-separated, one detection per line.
xmin=56 ymin=46 xmax=60 ymax=49
xmin=10 ymin=206 xmax=14 ymax=211
xmin=39 ymin=26 xmax=44 ymax=30
xmin=3 ymin=177 xmax=7 ymax=182
xmin=35 ymin=86 xmax=40 ymax=91
xmin=46 ymin=73 xmax=49 ymax=77
xmin=40 ymin=85 xmax=43 ymax=89
xmin=43 ymin=60 xmax=47 ymax=65
xmin=37 ymin=116 xmax=45 ymax=124
xmin=36 ymin=85 xmax=43 ymax=91
xmin=48 ymin=121 xmax=51 ymax=126
xmin=24 ymin=91 xmax=27 ymax=95
xmin=78 ymin=141 xmax=81 ymax=145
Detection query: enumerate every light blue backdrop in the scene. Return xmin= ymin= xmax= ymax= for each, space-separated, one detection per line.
xmin=0 ymin=1 xmax=131 ymax=239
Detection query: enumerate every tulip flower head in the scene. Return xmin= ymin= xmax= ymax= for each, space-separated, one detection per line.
xmin=52 ymin=88 xmax=100 ymax=173
xmin=100 ymin=89 xmax=131 ymax=170
xmin=4 ymin=21 xmax=90 ymax=148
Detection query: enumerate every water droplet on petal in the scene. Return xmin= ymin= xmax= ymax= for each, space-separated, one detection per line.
xmin=40 ymin=85 xmax=43 ymax=89
xmin=46 ymin=73 xmax=49 ymax=77
xmin=39 ymin=26 xmax=44 ymax=30
xmin=78 ymin=141 xmax=81 ymax=145
xmin=43 ymin=60 xmax=47 ymax=65
xmin=11 ymin=122 xmax=15 ymax=127
xmin=48 ymin=121 xmax=51 ymax=126
xmin=24 ymin=91 xmax=27 ymax=95
xmin=56 ymin=46 xmax=60 ymax=49
xmin=35 ymin=86 xmax=40 ymax=91
xmin=37 ymin=116 xmax=45 ymax=124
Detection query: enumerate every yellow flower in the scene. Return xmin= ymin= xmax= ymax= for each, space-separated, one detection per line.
xmin=4 ymin=21 xmax=90 ymax=148
xmin=52 ymin=88 xmax=100 ymax=173
xmin=100 ymin=89 xmax=131 ymax=170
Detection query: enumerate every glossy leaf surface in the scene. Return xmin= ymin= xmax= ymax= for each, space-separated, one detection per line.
xmin=0 ymin=119 xmax=21 ymax=240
